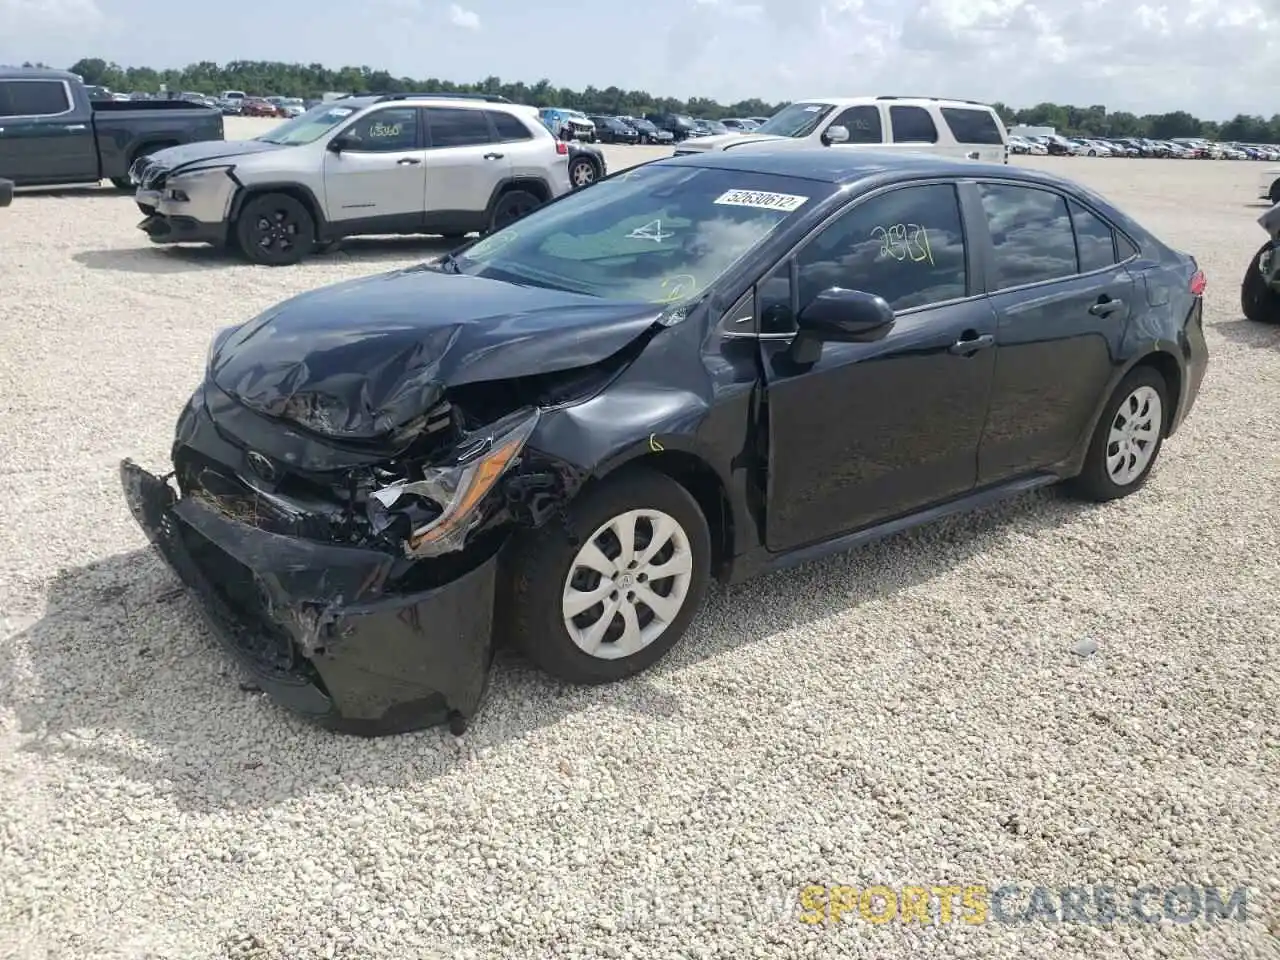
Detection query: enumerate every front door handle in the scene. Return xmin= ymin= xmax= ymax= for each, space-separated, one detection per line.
xmin=65 ymin=124 xmax=87 ymax=131
xmin=1088 ymin=297 xmax=1124 ymax=317
xmin=483 ymin=152 xmax=504 ymax=160
xmin=948 ymin=332 xmax=995 ymax=356
xmin=397 ymin=157 xmax=421 ymax=165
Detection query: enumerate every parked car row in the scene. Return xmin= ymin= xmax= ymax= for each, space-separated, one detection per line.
xmin=532 ymin=110 xmax=769 ymax=144
xmin=1009 ymin=133 xmax=1280 ymax=160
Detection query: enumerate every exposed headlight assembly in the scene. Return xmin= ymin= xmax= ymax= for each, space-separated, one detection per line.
xmin=369 ymin=408 xmax=540 ymax=558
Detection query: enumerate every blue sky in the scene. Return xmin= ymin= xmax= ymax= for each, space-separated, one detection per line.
xmin=2 ymin=0 xmax=1277 ymax=117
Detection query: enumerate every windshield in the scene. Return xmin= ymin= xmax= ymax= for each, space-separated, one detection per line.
xmin=451 ymin=164 xmax=829 ymax=303
xmin=256 ymin=103 xmax=361 ymax=145
xmin=754 ymin=102 xmax=836 ymax=138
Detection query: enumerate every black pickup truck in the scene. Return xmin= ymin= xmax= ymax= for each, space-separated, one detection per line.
xmin=0 ymin=68 xmax=224 ymax=190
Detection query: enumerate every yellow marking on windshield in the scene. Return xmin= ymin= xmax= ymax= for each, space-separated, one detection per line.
xmin=653 ymin=274 xmax=698 ymax=303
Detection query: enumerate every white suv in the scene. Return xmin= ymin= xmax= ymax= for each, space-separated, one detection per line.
xmin=130 ymin=95 xmax=572 ymax=265
xmin=673 ymin=96 xmax=1008 ymax=164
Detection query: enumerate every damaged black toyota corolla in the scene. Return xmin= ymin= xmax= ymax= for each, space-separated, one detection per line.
xmin=122 ymin=149 xmax=1207 ymax=735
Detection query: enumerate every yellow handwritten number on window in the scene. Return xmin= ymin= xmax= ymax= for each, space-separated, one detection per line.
xmin=870 ymin=224 xmax=934 ymax=265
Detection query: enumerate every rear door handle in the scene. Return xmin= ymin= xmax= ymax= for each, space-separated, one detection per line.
xmin=948 ymin=332 xmax=995 ymax=356
xmin=397 ymin=157 xmax=421 ymax=165
xmin=1088 ymin=297 xmax=1124 ymax=317
xmin=483 ymin=152 xmax=504 ymax=160
xmin=65 ymin=124 xmax=87 ymax=131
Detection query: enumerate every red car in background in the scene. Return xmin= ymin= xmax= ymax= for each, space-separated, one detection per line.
xmin=240 ymin=98 xmax=281 ymax=117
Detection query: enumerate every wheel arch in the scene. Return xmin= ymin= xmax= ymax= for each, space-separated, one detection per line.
xmin=581 ymin=444 xmax=735 ymax=579
xmin=228 ymin=181 xmax=327 ymax=231
xmin=484 ymin=176 xmax=552 ymax=220
xmin=1130 ymin=349 xmax=1183 ymax=435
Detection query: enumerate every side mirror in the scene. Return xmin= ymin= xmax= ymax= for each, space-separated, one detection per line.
xmin=797 ymin=288 xmax=894 ymax=341
xmin=328 ymin=136 xmax=354 ymax=153
xmin=822 ymin=125 xmax=850 ymax=146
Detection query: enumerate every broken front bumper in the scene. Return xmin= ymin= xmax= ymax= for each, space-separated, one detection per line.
xmin=138 ymin=213 xmax=228 ymax=247
xmin=120 ymin=459 xmax=496 ymax=736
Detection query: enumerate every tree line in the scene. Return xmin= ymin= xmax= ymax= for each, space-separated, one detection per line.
xmin=51 ymin=57 xmax=1280 ymax=144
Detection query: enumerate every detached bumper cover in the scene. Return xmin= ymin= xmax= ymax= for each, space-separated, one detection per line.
xmin=138 ymin=213 xmax=228 ymax=246
xmin=120 ymin=459 xmax=496 ymax=735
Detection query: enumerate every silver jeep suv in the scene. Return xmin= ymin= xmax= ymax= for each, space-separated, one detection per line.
xmin=131 ymin=94 xmax=573 ymax=265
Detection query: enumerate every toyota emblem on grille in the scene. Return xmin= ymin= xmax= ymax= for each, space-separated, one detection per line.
xmin=246 ymin=451 xmax=278 ymax=482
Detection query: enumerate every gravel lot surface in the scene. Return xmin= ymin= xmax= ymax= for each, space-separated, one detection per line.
xmin=1 ymin=118 xmax=1278 ymax=959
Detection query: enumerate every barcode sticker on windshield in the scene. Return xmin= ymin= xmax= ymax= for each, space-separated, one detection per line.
xmin=714 ymin=189 xmax=809 ymax=212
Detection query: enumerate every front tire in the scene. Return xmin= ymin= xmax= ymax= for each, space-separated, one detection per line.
xmin=504 ymin=468 xmax=711 ymax=684
xmin=234 ymin=192 xmax=315 ymax=266
xmin=1269 ymin=179 xmax=1280 ymax=204
xmin=1068 ymin=366 xmax=1168 ymax=502
xmin=1242 ymin=241 xmax=1280 ymax=323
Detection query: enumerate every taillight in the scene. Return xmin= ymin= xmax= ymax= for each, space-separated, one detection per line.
xmin=1189 ymin=270 xmax=1206 ymax=296
xmin=555 ymin=142 xmax=568 ymax=155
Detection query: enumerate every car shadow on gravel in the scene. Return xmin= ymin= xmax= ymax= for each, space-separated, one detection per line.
xmin=73 ymin=237 xmax=461 ymax=274
xmin=1215 ymin=318 xmax=1280 ymax=347
xmin=2 ymin=487 xmax=1091 ymax=813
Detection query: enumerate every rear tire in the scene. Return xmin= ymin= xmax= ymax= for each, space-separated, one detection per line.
xmin=234 ymin=192 xmax=315 ymax=266
xmin=502 ymin=468 xmax=711 ymax=685
xmin=1068 ymin=366 xmax=1168 ymax=502
xmin=487 ymin=188 xmax=541 ymax=232
xmin=1242 ymin=241 xmax=1280 ymax=324
xmin=1269 ymin=179 xmax=1280 ymax=204
xmin=569 ymin=156 xmax=597 ymax=188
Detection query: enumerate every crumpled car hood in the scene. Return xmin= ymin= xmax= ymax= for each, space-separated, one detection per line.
xmin=149 ymin=139 xmax=286 ymax=174
xmin=681 ymin=133 xmax=781 ymax=152
xmin=210 ymin=264 xmax=664 ymax=441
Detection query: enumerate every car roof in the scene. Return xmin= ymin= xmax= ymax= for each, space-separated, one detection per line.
xmin=0 ymin=66 xmax=81 ymax=82
xmin=657 ymin=148 xmax=1047 ymax=186
xmin=793 ymin=95 xmax=997 ymax=110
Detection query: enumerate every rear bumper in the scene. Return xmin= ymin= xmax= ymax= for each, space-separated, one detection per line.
xmin=138 ymin=213 xmax=228 ymax=247
xmin=1170 ymin=299 xmax=1208 ymax=436
xmin=120 ymin=459 xmax=496 ymax=736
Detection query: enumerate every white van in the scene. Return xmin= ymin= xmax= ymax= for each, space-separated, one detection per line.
xmin=673 ymin=96 xmax=1009 ymax=164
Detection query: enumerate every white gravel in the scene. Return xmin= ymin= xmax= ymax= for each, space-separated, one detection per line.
xmin=1 ymin=124 xmax=1278 ymax=959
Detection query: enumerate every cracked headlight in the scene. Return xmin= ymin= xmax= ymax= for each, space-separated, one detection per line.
xmin=369 ymin=408 xmax=540 ymax=558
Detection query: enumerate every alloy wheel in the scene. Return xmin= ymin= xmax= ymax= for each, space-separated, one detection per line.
xmin=1106 ymin=385 xmax=1162 ymax=485
xmin=561 ymin=509 xmax=694 ymax=660
xmin=571 ymin=160 xmax=596 ymax=187
xmin=254 ymin=209 xmax=298 ymax=254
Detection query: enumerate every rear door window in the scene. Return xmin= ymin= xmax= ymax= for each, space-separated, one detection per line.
xmin=1068 ymin=200 xmax=1118 ymax=273
xmin=829 ymin=106 xmax=882 ymax=144
xmin=977 ymin=183 xmax=1078 ymax=289
xmin=940 ymin=107 xmax=1004 ymax=145
xmin=488 ymin=110 xmax=532 ymax=142
xmin=427 ymin=107 xmax=494 ymax=148
xmin=0 ymin=80 xmax=72 ymax=117
xmin=889 ymin=106 xmax=939 ymax=144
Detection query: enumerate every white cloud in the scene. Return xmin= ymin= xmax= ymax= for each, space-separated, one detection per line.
xmin=679 ymin=0 xmax=1280 ymax=117
xmin=449 ymin=3 xmax=480 ymax=29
